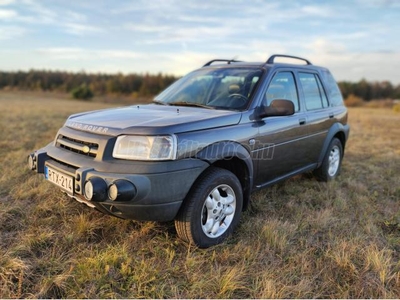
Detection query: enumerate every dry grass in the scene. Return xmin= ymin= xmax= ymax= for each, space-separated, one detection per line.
xmin=364 ymin=99 xmax=396 ymax=109
xmin=0 ymin=91 xmax=399 ymax=298
xmin=344 ymin=94 xmax=365 ymax=107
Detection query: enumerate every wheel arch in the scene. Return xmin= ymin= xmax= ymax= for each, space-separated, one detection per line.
xmin=317 ymin=123 xmax=350 ymax=167
xmin=196 ymin=141 xmax=253 ymax=210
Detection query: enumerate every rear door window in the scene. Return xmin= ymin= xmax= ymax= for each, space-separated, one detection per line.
xmin=299 ymin=72 xmax=328 ymax=110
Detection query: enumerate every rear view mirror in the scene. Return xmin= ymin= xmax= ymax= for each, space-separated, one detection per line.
xmin=260 ymin=99 xmax=295 ymax=118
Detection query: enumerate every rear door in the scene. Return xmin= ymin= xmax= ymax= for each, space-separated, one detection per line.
xmin=297 ymin=71 xmax=335 ymax=163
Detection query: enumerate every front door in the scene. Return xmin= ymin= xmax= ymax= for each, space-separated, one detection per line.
xmin=254 ymin=71 xmax=309 ymax=186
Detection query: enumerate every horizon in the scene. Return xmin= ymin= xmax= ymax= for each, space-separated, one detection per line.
xmin=0 ymin=68 xmax=398 ymax=85
xmin=1 ymin=0 xmax=400 ymax=83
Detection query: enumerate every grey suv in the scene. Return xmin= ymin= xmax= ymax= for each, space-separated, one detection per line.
xmin=28 ymin=54 xmax=349 ymax=248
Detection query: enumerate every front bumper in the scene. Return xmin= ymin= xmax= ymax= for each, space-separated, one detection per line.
xmin=28 ymin=144 xmax=209 ymax=221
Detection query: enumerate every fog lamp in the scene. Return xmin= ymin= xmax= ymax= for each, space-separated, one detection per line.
xmin=84 ymin=177 xmax=107 ymax=201
xmin=108 ymin=180 xmax=137 ymax=201
xmin=28 ymin=153 xmax=36 ymax=170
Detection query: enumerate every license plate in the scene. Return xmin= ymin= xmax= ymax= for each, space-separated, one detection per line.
xmin=44 ymin=166 xmax=74 ymax=194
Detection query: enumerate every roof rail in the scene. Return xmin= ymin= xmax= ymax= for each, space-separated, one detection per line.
xmin=266 ymin=54 xmax=312 ymax=65
xmin=203 ymin=59 xmax=242 ymax=67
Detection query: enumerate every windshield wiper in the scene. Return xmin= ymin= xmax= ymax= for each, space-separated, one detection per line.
xmin=168 ymin=101 xmax=213 ymax=109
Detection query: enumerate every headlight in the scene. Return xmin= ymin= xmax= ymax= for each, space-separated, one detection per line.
xmin=112 ymin=135 xmax=177 ymax=160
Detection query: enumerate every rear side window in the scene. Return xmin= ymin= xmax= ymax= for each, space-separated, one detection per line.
xmin=320 ymin=70 xmax=344 ymax=106
xmin=264 ymin=71 xmax=299 ymax=112
xmin=299 ymin=72 xmax=328 ymax=110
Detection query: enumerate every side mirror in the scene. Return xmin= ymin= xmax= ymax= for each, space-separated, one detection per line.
xmin=259 ymin=99 xmax=295 ymax=118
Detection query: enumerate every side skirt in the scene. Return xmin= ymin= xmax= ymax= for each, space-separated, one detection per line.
xmin=254 ymin=163 xmax=318 ymax=190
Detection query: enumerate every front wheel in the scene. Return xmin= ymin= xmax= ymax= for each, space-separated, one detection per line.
xmin=313 ymin=137 xmax=343 ymax=181
xmin=175 ymin=167 xmax=243 ymax=248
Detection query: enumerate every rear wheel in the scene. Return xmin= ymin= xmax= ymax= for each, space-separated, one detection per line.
xmin=175 ymin=167 xmax=243 ymax=248
xmin=313 ymin=138 xmax=343 ymax=181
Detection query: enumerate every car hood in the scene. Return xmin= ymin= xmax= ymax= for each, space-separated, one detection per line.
xmin=65 ymin=104 xmax=242 ymax=136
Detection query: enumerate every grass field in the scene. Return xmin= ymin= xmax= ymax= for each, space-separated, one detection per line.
xmin=0 ymin=91 xmax=399 ymax=298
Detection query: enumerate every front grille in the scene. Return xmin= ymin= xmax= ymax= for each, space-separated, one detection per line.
xmin=49 ymin=156 xmax=79 ymax=170
xmin=56 ymin=135 xmax=99 ymax=158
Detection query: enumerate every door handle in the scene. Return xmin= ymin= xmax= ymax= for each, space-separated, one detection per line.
xmin=329 ymin=113 xmax=334 ymax=119
xmin=299 ymin=118 xmax=306 ymax=125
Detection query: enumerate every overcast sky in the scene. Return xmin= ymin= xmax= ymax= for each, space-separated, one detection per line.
xmin=1 ymin=0 xmax=399 ymax=83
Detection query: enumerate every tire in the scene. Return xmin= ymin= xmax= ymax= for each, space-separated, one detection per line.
xmin=175 ymin=167 xmax=243 ymax=248
xmin=313 ymin=138 xmax=343 ymax=182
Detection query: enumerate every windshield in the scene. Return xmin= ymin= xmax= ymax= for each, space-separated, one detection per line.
xmin=154 ymin=67 xmax=263 ymax=110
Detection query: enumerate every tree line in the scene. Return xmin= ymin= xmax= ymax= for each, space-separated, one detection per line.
xmin=1 ymin=70 xmax=399 ymax=101
xmin=0 ymin=70 xmax=177 ymax=99
xmin=338 ymin=79 xmax=400 ymax=101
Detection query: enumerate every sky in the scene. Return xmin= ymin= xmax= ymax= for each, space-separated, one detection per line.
xmin=0 ymin=0 xmax=400 ymax=83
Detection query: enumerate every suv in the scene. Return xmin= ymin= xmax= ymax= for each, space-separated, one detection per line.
xmin=28 ymin=54 xmax=349 ymax=248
